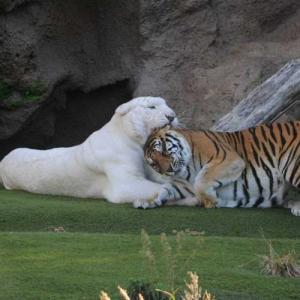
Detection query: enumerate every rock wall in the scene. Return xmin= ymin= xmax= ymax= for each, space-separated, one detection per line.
xmin=0 ymin=0 xmax=140 ymax=145
xmin=137 ymin=0 xmax=300 ymax=125
xmin=0 ymin=0 xmax=300 ymax=156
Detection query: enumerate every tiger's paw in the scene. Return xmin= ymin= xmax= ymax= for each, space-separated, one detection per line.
xmin=132 ymin=183 xmax=177 ymax=209
xmin=197 ymin=192 xmax=218 ymax=208
xmin=154 ymin=183 xmax=176 ymax=206
xmin=287 ymin=200 xmax=300 ymax=217
xmin=290 ymin=203 xmax=300 ymax=217
xmin=291 ymin=207 xmax=300 ymax=217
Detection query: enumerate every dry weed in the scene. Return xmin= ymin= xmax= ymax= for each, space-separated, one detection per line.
xmin=99 ymin=291 xmax=111 ymax=300
xmin=160 ymin=232 xmax=176 ymax=290
xmin=260 ymin=241 xmax=300 ymax=277
xmin=100 ymin=272 xmax=215 ymax=300
xmin=182 ymin=272 xmax=215 ymax=300
xmin=118 ymin=286 xmax=131 ymax=300
xmin=141 ymin=229 xmax=159 ymax=282
xmin=47 ymin=226 xmax=65 ymax=232
xmin=101 ymin=287 xmax=145 ymax=300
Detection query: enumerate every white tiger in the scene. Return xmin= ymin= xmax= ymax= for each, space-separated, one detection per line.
xmin=0 ymin=97 xmax=178 ymax=204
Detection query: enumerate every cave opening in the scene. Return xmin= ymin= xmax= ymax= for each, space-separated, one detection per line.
xmin=49 ymin=80 xmax=133 ymax=147
xmin=0 ymin=79 xmax=133 ymax=159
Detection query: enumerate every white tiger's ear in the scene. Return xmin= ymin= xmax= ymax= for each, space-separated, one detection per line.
xmin=115 ymin=102 xmax=132 ymax=116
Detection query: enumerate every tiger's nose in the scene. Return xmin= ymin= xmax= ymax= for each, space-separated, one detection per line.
xmin=166 ymin=115 xmax=175 ymax=123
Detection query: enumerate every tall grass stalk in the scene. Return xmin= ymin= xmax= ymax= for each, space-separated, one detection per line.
xmin=141 ymin=229 xmax=159 ymax=283
xmin=141 ymin=229 xmax=204 ymax=293
xmin=160 ymin=232 xmax=176 ymax=290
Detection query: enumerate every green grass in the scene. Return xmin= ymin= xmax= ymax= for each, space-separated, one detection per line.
xmin=0 ymin=187 xmax=299 ymax=299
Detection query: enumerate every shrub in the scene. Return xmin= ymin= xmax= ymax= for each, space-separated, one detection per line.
xmin=100 ymin=272 xmax=215 ymax=300
xmin=127 ymin=281 xmax=168 ymax=300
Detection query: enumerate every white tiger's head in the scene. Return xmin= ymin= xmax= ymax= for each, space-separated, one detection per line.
xmin=115 ymin=97 xmax=179 ymax=144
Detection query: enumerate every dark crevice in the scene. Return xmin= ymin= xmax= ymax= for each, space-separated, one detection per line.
xmin=260 ymin=3 xmax=300 ymax=33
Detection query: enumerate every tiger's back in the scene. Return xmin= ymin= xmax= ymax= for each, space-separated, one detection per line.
xmin=200 ymin=122 xmax=300 ymax=207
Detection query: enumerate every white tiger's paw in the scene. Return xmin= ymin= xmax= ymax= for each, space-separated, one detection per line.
xmin=132 ymin=199 xmax=157 ymax=209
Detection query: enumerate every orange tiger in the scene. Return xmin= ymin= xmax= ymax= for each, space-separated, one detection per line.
xmin=143 ymin=121 xmax=300 ymax=216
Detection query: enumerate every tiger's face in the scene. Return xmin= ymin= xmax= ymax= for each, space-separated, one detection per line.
xmin=144 ymin=127 xmax=191 ymax=176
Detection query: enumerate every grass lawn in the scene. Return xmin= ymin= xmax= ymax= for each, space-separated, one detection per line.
xmin=0 ymin=187 xmax=299 ymax=299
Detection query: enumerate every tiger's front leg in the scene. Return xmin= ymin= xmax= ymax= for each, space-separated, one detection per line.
xmin=133 ymin=181 xmax=194 ymax=209
xmin=194 ymin=154 xmax=245 ymax=208
xmin=154 ymin=181 xmax=195 ymax=207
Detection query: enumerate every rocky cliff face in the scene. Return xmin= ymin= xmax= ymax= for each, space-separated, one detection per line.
xmin=0 ymin=0 xmax=300 ymax=157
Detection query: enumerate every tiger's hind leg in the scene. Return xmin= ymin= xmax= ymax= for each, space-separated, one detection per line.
xmin=194 ymin=153 xmax=245 ymax=208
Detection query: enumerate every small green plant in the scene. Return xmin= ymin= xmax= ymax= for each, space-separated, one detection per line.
xmin=0 ymin=81 xmax=13 ymax=101
xmin=127 ymin=281 xmax=168 ymax=300
xmin=23 ymin=80 xmax=46 ymax=102
xmin=0 ymin=80 xmax=46 ymax=109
